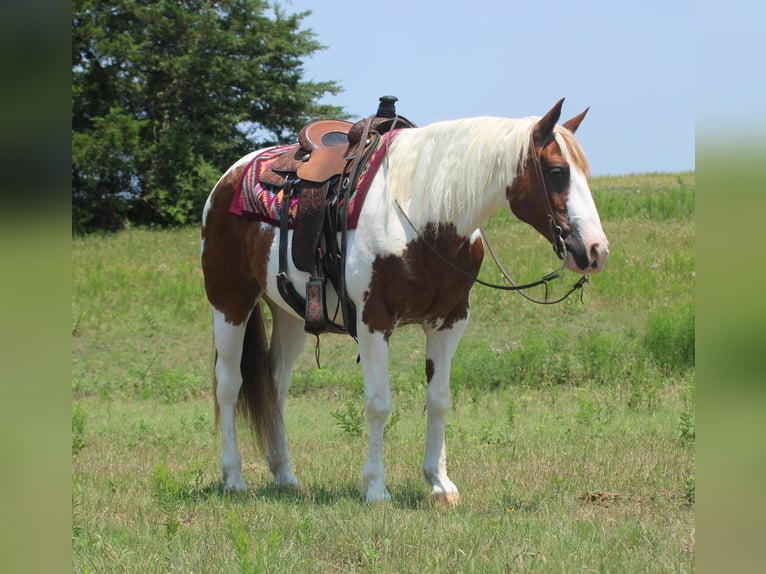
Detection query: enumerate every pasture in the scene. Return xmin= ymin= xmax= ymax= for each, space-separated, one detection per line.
xmin=72 ymin=172 xmax=695 ymax=572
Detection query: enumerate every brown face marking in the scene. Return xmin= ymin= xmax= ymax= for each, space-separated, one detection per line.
xmin=506 ymin=134 xmax=574 ymax=244
xmin=557 ymin=129 xmax=590 ymax=177
xmin=361 ymin=223 xmax=484 ymax=340
xmin=201 ymin=166 xmax=275 ymax=325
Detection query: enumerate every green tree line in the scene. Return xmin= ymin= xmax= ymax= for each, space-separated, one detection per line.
xmin=72 ymin=0 xmax=345 ymax=232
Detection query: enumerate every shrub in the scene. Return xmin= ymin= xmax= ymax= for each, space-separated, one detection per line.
xmin=645 ymin=304 xmax=695 ymax=372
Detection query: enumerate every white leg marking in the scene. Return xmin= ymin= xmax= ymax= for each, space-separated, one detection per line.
xmin=266 ymin=305 xmax=307 ymax=489
xmin=423 ymin=319 xmax=468 ymax=505
xmin=213 ymin=308 xmax=249 ymax=492
xmin=357 ymin=325 xmax=392 ymax=503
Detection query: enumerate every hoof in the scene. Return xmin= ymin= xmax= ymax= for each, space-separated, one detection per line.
xmin=365 ymin=486 xmax=393 ymax=504
xmin=433 ymin=491 xmax=461 ymax=506
xmin=273 ymin=468 xmax=300 ymax=490
xmin=276 ymin=476 xmax=301 ymax=491
xmin=223 ymin=478 xmax=247 ymax=493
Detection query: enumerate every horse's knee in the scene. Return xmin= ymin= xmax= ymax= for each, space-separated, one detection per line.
xmin=426 ymin=387 xmax=450 ymax=419
xmin=365 ymin=392 xmax=391 ymax=423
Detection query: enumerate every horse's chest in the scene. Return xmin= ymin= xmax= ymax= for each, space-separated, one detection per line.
xmin=359 ymin=227 xmax=484 ymax=338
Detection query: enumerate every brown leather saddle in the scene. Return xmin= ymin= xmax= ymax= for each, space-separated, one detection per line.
xmin=259 ymin=119 xmax=354 ymax=189
xmin=268 ymin=96 xmax=416 ymax=336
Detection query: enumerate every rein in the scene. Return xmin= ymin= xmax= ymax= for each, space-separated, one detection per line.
xmin=394 ymin=202 xmax=587 ymax=304
xmin=479 ymin=225 xmax=588 ymax=305
xmin=392 ymin=133 xmax=588 ymax=305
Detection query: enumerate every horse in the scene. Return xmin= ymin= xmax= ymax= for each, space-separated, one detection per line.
xmin=200 ymin=98 xmax=609 ymax=504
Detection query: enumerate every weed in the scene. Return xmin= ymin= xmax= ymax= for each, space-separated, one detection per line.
xmin=149 ymin=462 xmax=204 ymax=537
xmin=575 ymin=394 xmax=612 ymax=433
xmin=679 ymin=411 xmax=695 ymax=442
xmin=332 ymin=399 xmax=365 ymax=437
xmin=684 ymin=475 xmax=695 ymax=505
xmin=137 ymin=368 xmax=205 ymax=402
xmin=385 ymin=409 xmax=401 ymax=436
xmin=72 ymin=404 xmax=87 ymax=455
xmin=627 ymin=356 xmax=662 ymax=411
xmin=332 ymin=399 xmax=400 ymax=438
xmin=72 ymin=474 xmax=83 ymax=541
xmin=227 ymin=512 xmax=283 ymax=574
xmin=72 ymin=310 xmax=85 ymax=337
xmin=296 ymin=515 xmax=314 ymax=543
xmin=228 ymin=512 xmax=256 ymax=574
xmin=150 ymin=463 xmax=184 ymax=537
xmin=506 ymin=398 xmax=516 ymax=427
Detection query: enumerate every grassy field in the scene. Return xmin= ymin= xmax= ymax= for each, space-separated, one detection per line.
xmin=72 ymin=172 xmax=695 ymax=572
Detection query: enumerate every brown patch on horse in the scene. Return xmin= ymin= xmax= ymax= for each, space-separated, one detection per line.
xmin=506 ymin=133 xmax=575 ymax=244
xmin=201 ymin=166 xmax=276 ymax=325
xmin=557 ymin=128 xmax=590 ymax=177
xmin=361 ymin=223 xmax=484 ymax=340
xmin=425 ymin=359 xmax=435 ymax=383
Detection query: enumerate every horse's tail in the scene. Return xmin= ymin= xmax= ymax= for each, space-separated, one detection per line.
xmin=213 ymin=302 xmax=281 ymax=457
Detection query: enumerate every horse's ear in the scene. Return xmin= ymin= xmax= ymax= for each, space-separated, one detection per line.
xmin=561 ymin=107 xmax=589 ymax=133
xmin=533 ymin=98 xmax=565 ymax=145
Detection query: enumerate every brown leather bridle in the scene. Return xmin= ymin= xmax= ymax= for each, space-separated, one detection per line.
xmin=529 ymin=132 xmax=568 ymax=261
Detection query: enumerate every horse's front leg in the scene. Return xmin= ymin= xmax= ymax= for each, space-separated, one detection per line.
xmin=423 ymin=319 xmax=468 ymax=505
xmin=357 ymin=327 xmax=392 ymax=503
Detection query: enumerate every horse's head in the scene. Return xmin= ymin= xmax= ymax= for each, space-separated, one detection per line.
xmin=507 ymin=99 xmax=609 ymax=274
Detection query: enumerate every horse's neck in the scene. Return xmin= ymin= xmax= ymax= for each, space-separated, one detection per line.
xmin=457 ymin=184 xmax=509 ymax=235
xmin=392 ymin=177 xmax=509 ymax=238
xmin=386 ymin=117 xmax=529 ymax=238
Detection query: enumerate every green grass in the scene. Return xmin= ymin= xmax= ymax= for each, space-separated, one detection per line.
xmin=72 ymin=172 xmax=694 ymax=572
xmin=72 ymin=386 xmax=694 ymax=572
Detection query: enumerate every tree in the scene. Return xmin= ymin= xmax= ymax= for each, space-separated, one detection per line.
xmin=72 ymin=0 xmax=345 ymax=232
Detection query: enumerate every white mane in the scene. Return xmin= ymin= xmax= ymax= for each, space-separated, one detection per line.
xmin=385 ymin=116 xmax=539 ymax=226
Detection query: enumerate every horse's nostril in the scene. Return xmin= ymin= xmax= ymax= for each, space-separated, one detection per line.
xmin=589 ymin=243 xmax=601 ymax=262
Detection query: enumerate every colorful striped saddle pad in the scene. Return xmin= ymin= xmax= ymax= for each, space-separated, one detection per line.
xmin=229 ymin=131 xmax=396 ymax=229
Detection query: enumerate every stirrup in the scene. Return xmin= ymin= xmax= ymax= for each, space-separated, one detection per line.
xmin=304 ymin=276 xmax=328 ymax=333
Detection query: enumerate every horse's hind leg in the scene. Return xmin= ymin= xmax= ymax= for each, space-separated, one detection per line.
xmin=266 ymin=304 xmax=307 ymax=489
xmin=422 ymin=319 xmax=468 ymax=505
xmin=213 ymin=308 xmax=250 ymax=492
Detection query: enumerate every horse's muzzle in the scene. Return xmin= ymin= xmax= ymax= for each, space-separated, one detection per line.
xmin=565 ymin=236 xmax=608 ymax=274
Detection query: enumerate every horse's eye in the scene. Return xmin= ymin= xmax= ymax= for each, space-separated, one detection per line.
xmin=548 ymin=167 xmax=569 ymax=183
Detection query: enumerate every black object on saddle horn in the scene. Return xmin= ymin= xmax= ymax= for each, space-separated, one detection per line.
xmin=376 ymin=95 xmax=399 ymax=118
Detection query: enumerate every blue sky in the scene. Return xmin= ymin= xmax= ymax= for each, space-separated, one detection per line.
xmin=283 ymin=0 xmax=695 ymax=176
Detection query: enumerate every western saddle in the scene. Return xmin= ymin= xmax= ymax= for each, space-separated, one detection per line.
xmin=265 ymin=96 xmax=416 ymax=338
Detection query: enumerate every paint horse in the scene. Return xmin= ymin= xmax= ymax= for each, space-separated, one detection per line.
xmin=201 ymin=98 xmax=608 ymax=504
